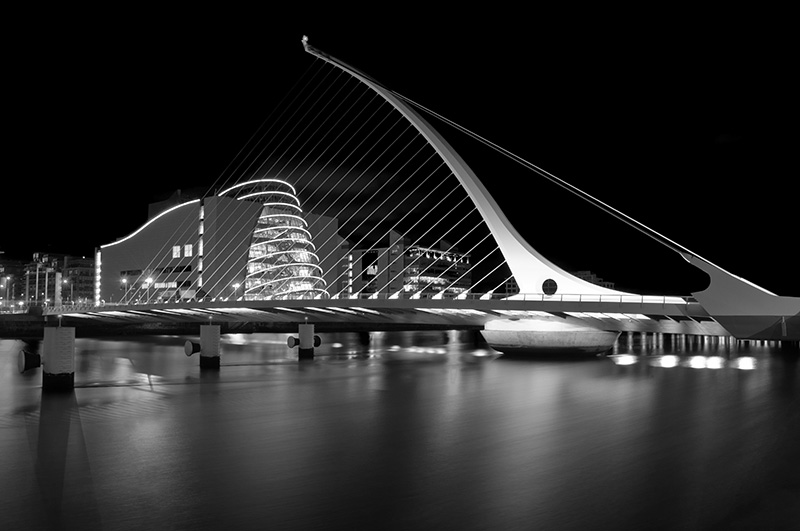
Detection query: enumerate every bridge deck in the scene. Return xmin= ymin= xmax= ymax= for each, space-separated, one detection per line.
xmin=0 ymin=296 xmax=729 ymax=338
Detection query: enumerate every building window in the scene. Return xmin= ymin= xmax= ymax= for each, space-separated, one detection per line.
xmin=173 ymin=246 xmax=181 ymax=258
xmin=184 ymin=244 xmax=193 ymax=257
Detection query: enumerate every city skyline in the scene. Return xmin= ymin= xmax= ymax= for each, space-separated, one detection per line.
xmin=7 ymin=21 xmax=796 ymax=296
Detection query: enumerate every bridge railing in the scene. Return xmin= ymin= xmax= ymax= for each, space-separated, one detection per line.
xmin=5 ymin=302 xmax=107 ymax=315
xmin=24 ymin=293 xmax=695 ymax=315
xmin=490 ymin=293 xmax=695 ymax=305
xmin=326 ymin=293 xmax=694 ymax=305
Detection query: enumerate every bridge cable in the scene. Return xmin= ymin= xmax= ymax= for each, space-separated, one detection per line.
xmin=388 ymin=91 xmax=702 ymax=261
xmin=413 ymin=231 xmax=494 ymax=298
xmin=337 ymin=188 xmax=469 ymax=298
xmin=370 ymin=200 xmax=481 ymax=297
xmin=120 ymin=61 xmax=328 ymax=303
xmin=329 ymin=172 xmax=461 ymax=298
xmin=198 ymin=70 xmax=371 ymax=299
xmin=198 ymin=61 xmax=380 ymax=300
xmin=323 ymin=158 xmax=448 ymax=297
xmin=276 ymin=59 xmax=489 ymax=299
xmin=307 ymin=131 xmax=429 ymax=264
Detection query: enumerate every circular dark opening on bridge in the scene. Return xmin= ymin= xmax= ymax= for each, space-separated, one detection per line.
xmin=542 ymin=279 xmax=558 ymax=296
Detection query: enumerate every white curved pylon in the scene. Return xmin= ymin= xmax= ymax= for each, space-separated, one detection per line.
xmin=302 ymin=38 xmax=633 ymax=297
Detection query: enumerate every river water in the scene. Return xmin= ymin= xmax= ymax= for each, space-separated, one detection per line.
xmin=1 ymin=331 xmax=798 ymax=530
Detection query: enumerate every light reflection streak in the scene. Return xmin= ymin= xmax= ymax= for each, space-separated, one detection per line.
xmin=654 ymin=355 xmax=679 ymax=368
xmin=609 ymin=354 xmax=758 ymax=370
xmin=610 ymin=354 xmax=638 ymax=366
xmin=688 ymin=355 xmax=707 ymax=369
xmin=730 ymin=357 xmax=757 ymax=370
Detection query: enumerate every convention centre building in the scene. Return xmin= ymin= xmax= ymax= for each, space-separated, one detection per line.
xmin=95 ymin=178 xmax=344 ymax=304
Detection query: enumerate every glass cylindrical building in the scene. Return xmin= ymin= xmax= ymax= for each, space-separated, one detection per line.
xmin=218 ymin=179 xmax=327 ymax=300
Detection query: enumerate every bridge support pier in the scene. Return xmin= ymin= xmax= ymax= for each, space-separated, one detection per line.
xmin=185 ymin=325 xmax=221 ymax=369
xmin=288 ymin=322 xmax=320 ymax=360
xmin=42 ymin=326 xmax=75 ymax=392
xmin=199 ymin=325 xmax=221 ymax=369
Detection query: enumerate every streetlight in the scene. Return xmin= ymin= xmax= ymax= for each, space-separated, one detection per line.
xmin=145 ymin=277 xmax=153 ymax=303
xmin=63 ymin=278 xmax=73 ymax=304
xmin=34 ymin=263 xmax=41 ymax=304
xmin=121 ymin=278 xmax=129 ymax=304
xmin=43 ymin=267 xmax=53 ymax=306
xmin=233 ymin=283 xmax=241 ymax=301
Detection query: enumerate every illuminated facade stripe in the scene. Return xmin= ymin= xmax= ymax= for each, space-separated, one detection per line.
xmin=246 ymin=262 xmax=324 ymax=277
xmin=254 ymin=213 xmax=308 ymax=227
xmin=218 ymin=179 xmax=297 ymax=196
xmin=251 ymin=201 xmax=302 ymax=212
xmin=238 ymin=192 xmax=301 ymax=205
xmin=246 ymin=249 xmax=322 ymax=265
xmin=257 ymin=226 xmax=312 ymax=236
xmin=252 ymin=237 xmax=318 ymax=250
xmin=254 ymin=225 xmax=311 ymax=234
xmin=100 ymin=199 xmax=201 ymax=248
xmin=247 ymin=275 xmax=327 ymax=288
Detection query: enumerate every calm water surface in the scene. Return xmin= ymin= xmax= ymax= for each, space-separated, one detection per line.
xmin=1 ymin=331 xmax=798 ymax=530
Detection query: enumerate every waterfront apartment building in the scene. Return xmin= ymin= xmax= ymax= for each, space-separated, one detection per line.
xmin=0 ymin=256 xmax=25 ymax=311
xmin=504 ymin=271 xmax=614 ymax=296
xmin=61 ymin=255 xmax=95 ymax=304
xmin=572 ymin=270 xmax=616 ymax=290
xmin=16 ymin=253 xmax=95 ymax=306
xmin=341 ymin=230 xmax=472 ymax=298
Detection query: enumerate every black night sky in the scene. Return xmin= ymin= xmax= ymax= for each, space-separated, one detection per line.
xmin=6 ymin=11 xmax=797 ymax=296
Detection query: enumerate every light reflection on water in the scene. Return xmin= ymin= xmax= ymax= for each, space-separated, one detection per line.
xmin=1 ymin=331 xmax=798 ymax=530
xmin=609 ymin=353 xmax=758 ymax=370
xmin=609 ymin=332 xmax=790 ymax=372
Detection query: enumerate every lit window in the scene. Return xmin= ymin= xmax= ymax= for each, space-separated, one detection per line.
xmin=172 ymin=246 xmax=181 ymax=258
xmin=184 ymin=244 xmax=193 ymax=257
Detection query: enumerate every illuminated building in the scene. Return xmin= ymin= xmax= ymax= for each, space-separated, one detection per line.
xmin=0 ymin=256 xmax=24 ymax=310
xmin=22 ymin=254 xmax=90 ymax=305
xmin=346 ymin=230 xmax=471 ymax=298
xmin=96 ymin=178 xmax=332 ymax=304
xmin=572 ymin=270 xmax=615 ymax=290
xmin=61 ymin=256 xmax=95 ymax=304
xmin=9 ymin=253 xmax=95 ymax=306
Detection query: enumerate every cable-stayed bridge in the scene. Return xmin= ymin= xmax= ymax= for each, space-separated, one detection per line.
xmin=33 ymin=294 xmax=720 ymax=337
xmin=5 ymin=37 xmax=799 ymax=348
